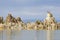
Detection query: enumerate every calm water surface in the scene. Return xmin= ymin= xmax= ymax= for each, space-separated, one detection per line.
xmin=0 ymin=30 xmax=60 ymax=40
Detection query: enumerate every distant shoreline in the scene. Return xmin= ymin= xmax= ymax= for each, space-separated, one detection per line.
xmin=22 ymin=19 xmax=60 ymax=23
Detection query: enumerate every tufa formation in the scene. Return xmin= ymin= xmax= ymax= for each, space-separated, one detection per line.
xmin=0 ymin=12 xmax=60 ymax=30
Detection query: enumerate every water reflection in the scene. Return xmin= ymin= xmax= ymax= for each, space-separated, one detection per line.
xmin=0 ymin=30 xmax=60 ymax=40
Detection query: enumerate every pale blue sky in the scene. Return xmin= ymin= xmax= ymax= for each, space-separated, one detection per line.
xmin=0 ymin=0 xmax=60 ymax=22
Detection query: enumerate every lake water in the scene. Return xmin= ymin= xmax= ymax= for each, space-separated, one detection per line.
xmin=0 ymin=30 xmax=60 ymax=40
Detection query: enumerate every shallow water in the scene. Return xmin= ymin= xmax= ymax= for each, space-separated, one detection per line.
xmin=0 ymin=30 xmax=60 ymax=40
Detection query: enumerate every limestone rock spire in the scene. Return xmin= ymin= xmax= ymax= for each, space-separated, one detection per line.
xmin=44 ymin=11 xmax=56 ymax=24
xmin=0 ymin=17 xmax=3 ymax=24
xmin=16 ymin=17 xmax=22 ymax=23
xmin=44 ymin=11 xmax=57 ymax=30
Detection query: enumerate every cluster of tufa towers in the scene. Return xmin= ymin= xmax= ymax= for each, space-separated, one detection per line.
xmin=0 ymin=12 xmax=60 ymax=30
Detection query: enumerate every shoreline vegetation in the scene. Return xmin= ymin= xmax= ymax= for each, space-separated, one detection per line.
xmin=0 ymin=12 xmax=60 ymax=30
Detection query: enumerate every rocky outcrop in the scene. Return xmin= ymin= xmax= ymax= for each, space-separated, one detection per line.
xmin=0 ymin=17 xmax=3 ymax=23
xmin=5 ymin=14 xmax=17 ymax=24
xmin=0 ymin=12 xmax=59 ymax=30
xmin=44 ymin=12 xmax=57 ymax=30
xmin=35 ymin=20 xmax=44 ymax=30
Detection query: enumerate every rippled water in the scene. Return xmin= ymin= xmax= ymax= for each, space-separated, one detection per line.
xmin=0 ymin=30 xmax=60 ymax=40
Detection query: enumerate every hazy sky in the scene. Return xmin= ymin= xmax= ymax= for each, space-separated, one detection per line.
xmin=0 ymin=0 xmax=60 ymax=21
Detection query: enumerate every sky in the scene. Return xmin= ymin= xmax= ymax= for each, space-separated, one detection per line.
xmin=0 ymin=0 xmax=60 ymax=22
